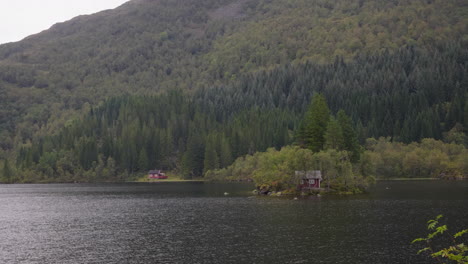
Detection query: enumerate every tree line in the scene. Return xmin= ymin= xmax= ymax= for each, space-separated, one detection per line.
xmin=12 ymin=91 xmax=294 ymax=182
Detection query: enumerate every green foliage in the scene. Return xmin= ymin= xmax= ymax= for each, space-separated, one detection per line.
xmin=412 ymin=215 xmax=468 ymax=264
xmin=337 ymin=110 xmax=361 ymax=162
xmin=302 ymin=93 xmax=330 ymax=152
xmin=16 ymin=91 xmax=295 ymax=181
xmin=1 ymin=159 xmax=13 ymax=183
xmin=365 ymin=138 xmax=467 ymax=179
xmin=208 ymin=0 xmax=468 ymax=77
xmin=444 ymin=123 xmax=468 ymax=146
xmin=218 ymin=135 xmax=233 ymax=168
xmin=181 ymin=133 xmax=205 ymax=179
xmin=208 ymin=146 xmax=374 ymax=193
xmin=203 ymin=134 xmax=220 ymax=175
xmin=137 ymin=149 xmax=149 ymax=171
xmin=324 ymin=116 xmax=345 ymax=151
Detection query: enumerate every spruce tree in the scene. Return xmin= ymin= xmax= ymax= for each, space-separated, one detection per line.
xmin=337 ymin=110 xmax=361 ymax=162
xmin=303 ymin=93 xmax=330 ymax=152
xmin=324 ymin=116 xmax=345 ymax=150
xmin=138 ymin=149 xmax=149 ymax=171
xmin=203 ymin=137 xmax=219 ymax=175
xmin=219 ymin=135 xmax=233 ymax=168
xmin=2 ymin=159 xmax=13 ymax=183
xmin=181 ymin=133 xmax=205 ymax=178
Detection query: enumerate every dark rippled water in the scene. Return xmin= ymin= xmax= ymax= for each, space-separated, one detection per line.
xmin=0 ymin=180 xmax=467 ymax=263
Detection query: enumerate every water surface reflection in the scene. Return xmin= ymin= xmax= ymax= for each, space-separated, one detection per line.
xmin=0 ymin=181 xmax=466 ymax=263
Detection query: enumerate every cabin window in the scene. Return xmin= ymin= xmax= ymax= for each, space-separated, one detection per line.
xmin=309 ymin=179 xmax=315 ymax=185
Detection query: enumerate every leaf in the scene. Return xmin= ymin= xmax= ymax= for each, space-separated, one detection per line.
xmin=454 ymin=229 xmax=468 ymax=238
xmin=427 ymin=225 xmax=447 ymax=239
xmin=446 ymin=246 xmax=457 ymax=252
xmin=436 ymin=225 xmax=448 ymax=234
xmin=417 ymin=247 xmax=430 ymax=254
xmin=428 ymin=230 xmax=439 ymax=239
xmin=428 ymin=220 xmax=438 ymax=230
xmin=412 ymin=238 xmax=426 ymax=244
xmin=449 ymin=254 xmax=463 ymax=261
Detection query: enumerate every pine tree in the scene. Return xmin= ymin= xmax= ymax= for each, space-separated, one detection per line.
xmin=138 ymin=148 xmax=149 ymax=171
xmin=324 ymin=116 xmax=345 ymax=150
xmin=463 ymin=94 xmax=468 ymax=129
xmin=295 ymin=120 xmax=307 ymax=148
xmin=337 ymin=110 xmax=361 ymax=162
xmin=181 ymin=133 xmax=205 ymax=178
xmin=2 ymin=159 xmax=13 ymax=183
xmin=106 ymin=157 xmax=117 ymax=179
xmin=219 ymin=135 xmax=233 ymax=168
xmin=303 ymin=93 xmax=330 ymax=152
xmin=203 ymin=137 xmax=219 ymax=175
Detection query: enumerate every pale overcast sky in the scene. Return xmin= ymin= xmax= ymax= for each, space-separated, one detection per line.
xmin=0 ymin=0 xmax=130 ymax=44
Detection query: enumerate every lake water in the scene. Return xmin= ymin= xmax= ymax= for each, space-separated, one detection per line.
xmin=0 ymin=180 xmax=467 ymax=263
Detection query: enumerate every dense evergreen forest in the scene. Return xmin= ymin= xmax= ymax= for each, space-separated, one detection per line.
xmin=5 ymin=43 xmax=467 ymax=183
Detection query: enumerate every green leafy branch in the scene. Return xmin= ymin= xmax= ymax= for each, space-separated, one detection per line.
xmin=412 ymin=215 xmax=468 ymax=264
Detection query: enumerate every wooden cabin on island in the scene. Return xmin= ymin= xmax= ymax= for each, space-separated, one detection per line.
xmin=148 ymin=170 xmax=168 ymax=179
xmin=296 ymin=170 xmax=322 ymax=189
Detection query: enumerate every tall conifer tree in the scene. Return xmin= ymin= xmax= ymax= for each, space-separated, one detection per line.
xmin=203 ymin=136 xmax=219 ymax=175
xmin=324 ymin=116 xmax=345 ymax=150
xmin=337 ymin=110 xmax=361 ymax=162
xmin=303 ymin=93 xmax=330 ymax=152
xmin=2 ymin=159 xmax=12 ymax=183
xmin=138 ymin=149 xmax=149 ymax=171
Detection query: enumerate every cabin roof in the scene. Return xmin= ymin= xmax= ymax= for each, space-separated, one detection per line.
xmin=148 ymin=170 xmax=162 ymax=174
xmin=295 ymin=170 xmax=322 ymax=180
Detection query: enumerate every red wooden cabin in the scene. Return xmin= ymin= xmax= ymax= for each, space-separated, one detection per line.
xmin=148 ymin=170 xmax=168 ymax=179
xmin=296 ymin=170 xmax=322 ymax=189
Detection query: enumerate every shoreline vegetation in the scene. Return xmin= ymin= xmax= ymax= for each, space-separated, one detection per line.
xmin=2 ymin=95 xmax=467 ymax=190
xmin=205 ymin=136 xmax=468 ymax=196
xmin=0 ymin=178 xmax=465 ymax=187
xmin=204 ymin=94 xmax=467 ymax=196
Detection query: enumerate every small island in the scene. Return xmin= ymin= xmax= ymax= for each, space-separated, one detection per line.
xmin=205 ymin=94 xmax=376 ymax=195
xmin=206 ymin=145 xmax=375 ymax=196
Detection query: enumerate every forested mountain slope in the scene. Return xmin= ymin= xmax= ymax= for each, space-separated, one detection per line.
xmin=14 ymin=44 xmax=467 ymax=182
xmin=0 ymin=0 xmax=466 ymax=156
